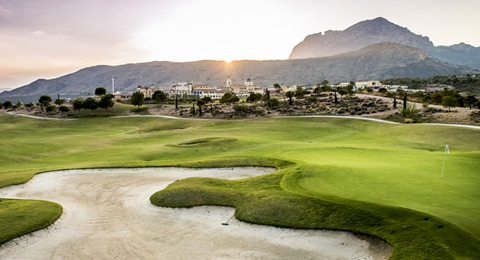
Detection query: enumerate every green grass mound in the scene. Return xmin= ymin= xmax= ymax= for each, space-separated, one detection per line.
xmin=0 ymin=199 xmax=62 ymax=245
xmin=151 ymin=160 xmax=480 ymax=260
xmin=178 ymin=137 xmax=237 ymax=146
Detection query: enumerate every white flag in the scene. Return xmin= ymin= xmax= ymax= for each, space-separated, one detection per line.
xmin=446 ymin=144 xmax=449 ymax=154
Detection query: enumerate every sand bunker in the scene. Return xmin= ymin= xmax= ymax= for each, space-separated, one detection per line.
xmin=0 ymin=167 xmax=392 ymax=260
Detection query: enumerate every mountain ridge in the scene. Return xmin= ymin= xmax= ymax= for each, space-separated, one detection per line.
xmin=289 ymin=17 xmax=480 ymax=70
xmin=1 ymin=42 xmax=476 ymax=99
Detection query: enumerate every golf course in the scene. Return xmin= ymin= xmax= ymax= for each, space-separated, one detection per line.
xmin=1 ymin=112 xmax=480 ymax=259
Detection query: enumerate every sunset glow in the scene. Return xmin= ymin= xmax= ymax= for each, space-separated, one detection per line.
xmin=1 ymin=0 xmax=480 ymax=89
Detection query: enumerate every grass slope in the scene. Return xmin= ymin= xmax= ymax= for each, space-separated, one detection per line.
xmin=0 ymin=199 xmax=62 ymax=244
xmin=0 ymin=114 xmax=479 ymax=258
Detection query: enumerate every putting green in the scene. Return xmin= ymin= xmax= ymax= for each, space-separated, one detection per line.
xmin=0 ymin=114 xmax=479 ymax=259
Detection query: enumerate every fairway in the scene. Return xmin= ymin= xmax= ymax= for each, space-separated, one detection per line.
xmin=0 ymin=114 xmax=479 ymax=259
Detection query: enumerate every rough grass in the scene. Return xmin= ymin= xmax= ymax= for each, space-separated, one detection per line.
xmin=0 ymin=114 xmax=480 ymax=259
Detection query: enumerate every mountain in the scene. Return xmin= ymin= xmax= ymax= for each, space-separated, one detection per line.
xmin=289 ymin=17 xmax=480 ymax=69
xmin=433 ymin=43 xmax=480 ymax=69
xmin=1 ymin=43 xmax=475 ymax=100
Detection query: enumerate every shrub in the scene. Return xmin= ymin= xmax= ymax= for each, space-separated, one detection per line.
xmin=307 ymin=96 xmax=318 ymax=103
xmin=266 ymin=98 xmax=280 ymax=108
xmin=72 ymin=98 xmax=84 ymax=111
xmin=400 ymin=105 xmax=417 ymax=118
xmin=46 ymin=104 xmax=56 ymax=113
xmin=59 ymin=105 xmax=70 ymax=112
xmin=233 ymin=104 xmax=248 ymax=112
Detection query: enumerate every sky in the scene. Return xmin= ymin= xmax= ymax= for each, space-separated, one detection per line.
xmin=1 ymin=0 xmax=480 ymax=90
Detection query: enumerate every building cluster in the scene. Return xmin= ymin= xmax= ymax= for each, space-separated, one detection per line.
xmin=130 ymin=78 xmax=431 ymax=101
xmin=135 ymin=76 xmax=263 ymax=100
xmin=336 ymin=81 xmax=424 ymax=93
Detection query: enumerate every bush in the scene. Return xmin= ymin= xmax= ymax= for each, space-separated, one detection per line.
xmin=220 ymin=92 xmax=239 ymax=104
xmin=72 ymin=98 xmax=84 ymax=111
xmin=266 ymin=98 xmax=280 ymax=108
xmin=246 ymin=93 xmax=262 ymax=103
xmin=233 ymin=104 xmax=248 ymax=112
xmin=46 ymin=104 xmax=56 ymax=113
xmin=59 ymin=105 xmax=70 ymax=112
xmin=400 ymin=105 xmax=417 ymax=118
xmin=307 ymin=96 xmax=317 ymax=103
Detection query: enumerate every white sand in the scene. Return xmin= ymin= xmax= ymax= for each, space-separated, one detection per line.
xmin=0 ymin=167 xmax=392 ymax=260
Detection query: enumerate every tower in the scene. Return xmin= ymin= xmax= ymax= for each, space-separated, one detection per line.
xmin=226 ymin=76 xmax=232 ymax=88
xmin=245 ymin=77 xmax=253 ymax=86
xmin=112 ymin=78 xmax=115 ymax=93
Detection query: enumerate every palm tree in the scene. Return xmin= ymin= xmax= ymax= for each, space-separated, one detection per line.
xmin=285 ymin=91 xmax=294 ymax=106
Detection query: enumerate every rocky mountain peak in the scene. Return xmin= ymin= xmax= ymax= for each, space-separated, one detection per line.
xmin=289 ymin=17 xmax=435 ymax=60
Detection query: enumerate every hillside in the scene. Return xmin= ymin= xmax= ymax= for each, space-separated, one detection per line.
xmin=1 ymin=43 xmax=475 ymax=100
xmin=289 ymin=17 xmax=480 ymax=69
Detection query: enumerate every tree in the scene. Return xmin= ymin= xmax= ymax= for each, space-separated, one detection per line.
xmin=266 ymin=98 xmax=279 ymax=108
xmin=55 ymin=99 xmax=65 ymax=106
xmin=264 ymin=90 xmax=270 ymax=101
xmin=0 ymin=102 xmax=3 ymax=109
xmin=393 ymin=96 xmax=397 ymax=108
xmin=131 ymin=91 xmax=144 ymax=108
xmin=285 ymin=91 xmax=294 ymax=105
xmin=152 ymin=90 xmax=167 ymax=107
xmin=73 ymin=98 xmax=84 ymax=111
xmin=3 ymin=101 xmax=12 ymax=109
xmin=403 ymin=94 xmax=408 ymax=110
xmin=294 ymin=87 xmax=305 ymax=99
xmin=337 ymin=88 xmax=347 ymax=98
xmin=334 ymin=90 xmax=338 ymax=103
xmin=202 ymin=96 xmax=212 ymax=103
xmin=83 ymin=97 xmax=98 ymax=111
xmin=197 ymin=99 xmax=205 ymax=116
xmin=321 ymin=80 xmax=329 ymax=86
xmin=38 ymin=95 xmax=52 ymax=111
xmin=345 ymin=85 xmax=355 ymax=96
xmin=464 ymin=95 xmax=478 ymax=109
xmin=95 ymin=87 xmax=106 ymax=96
xmin=246 ymin=93 xmax=262 ymax=103
xmin=98 ymin=94 xmax=115 ymax=111
xmin=442 ymin=96 xmax=457 ymax=112
xmin=220 ymin=92 xmax=239 ymax=104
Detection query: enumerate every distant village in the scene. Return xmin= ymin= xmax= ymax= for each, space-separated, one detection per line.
xmin=126 ymin=77 xmax=425 ymax=101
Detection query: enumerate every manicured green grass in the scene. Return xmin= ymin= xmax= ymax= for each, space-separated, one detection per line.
xmin=0 ymin=114 xmax=479 ymax=259
xmin=0 ymin=199 xmax=62 ymax=244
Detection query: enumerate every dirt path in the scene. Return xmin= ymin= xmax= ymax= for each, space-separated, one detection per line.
xmin=0 ymin=168 xmax=391 ymax=260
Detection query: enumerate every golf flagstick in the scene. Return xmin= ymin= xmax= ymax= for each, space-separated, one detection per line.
xmin=441 ymin=144 xmax=449 ymax=179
